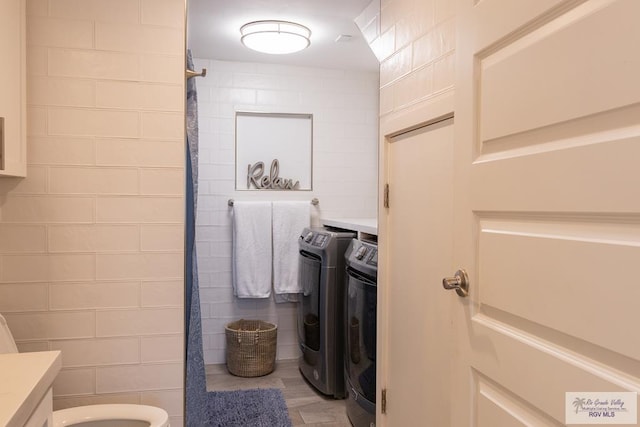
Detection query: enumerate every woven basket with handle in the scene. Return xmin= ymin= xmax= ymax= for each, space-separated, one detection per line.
xmin=225 ymin=319 xmax=277 ymax=377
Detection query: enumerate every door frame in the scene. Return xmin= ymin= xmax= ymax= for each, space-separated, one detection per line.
xmin=377 ymin=92 xmax=455 ymax=426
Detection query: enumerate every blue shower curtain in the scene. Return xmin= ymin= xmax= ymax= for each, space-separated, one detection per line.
xmin=185 ymin=50 xmax=207 ymax=426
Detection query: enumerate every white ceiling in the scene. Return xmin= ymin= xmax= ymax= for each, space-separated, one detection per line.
xmin=187 ymin=0 xmax=379 ymax=72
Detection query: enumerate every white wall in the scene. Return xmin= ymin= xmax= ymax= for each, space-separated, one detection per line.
xmin=367 ymin=0 xmax=456 ymax=119
xmin=0 ymin=1 xmax=185 ymax=425
xmin=193 ymin=58 xmax=379 ymax=364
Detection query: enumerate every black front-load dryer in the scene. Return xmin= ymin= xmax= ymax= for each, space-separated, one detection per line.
xmin=344 ymin=238 xmax=378 ymax=427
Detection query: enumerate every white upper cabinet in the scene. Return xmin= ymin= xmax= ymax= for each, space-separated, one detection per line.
xmin=0 ymin=0 xmax=26 ymax=177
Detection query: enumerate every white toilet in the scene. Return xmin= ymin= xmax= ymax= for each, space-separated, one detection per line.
xmin=0 ymin=314 xmax=170 ymax=427
xmin=52 ymin=404 xmax=169 ymax=427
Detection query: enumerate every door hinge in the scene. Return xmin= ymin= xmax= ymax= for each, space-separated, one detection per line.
xmin=383 ymin=183 xmax=389 ymax=208
xmin=381 ymin=388 xmax=387 ymax=414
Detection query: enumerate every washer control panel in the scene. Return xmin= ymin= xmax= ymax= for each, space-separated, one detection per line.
xmin=302 ymin=231 xmax=329 ymax=247
xmin=312 ymin=233 xmax=329 ymax=247
xmin=366 ymin=248 xmax=378 ymax=267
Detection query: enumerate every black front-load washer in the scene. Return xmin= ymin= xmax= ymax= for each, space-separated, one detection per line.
xmin=298 ymin=227 xmax=356 ymax=399
xmin=344 ymin=238 xmax=378 ymax=426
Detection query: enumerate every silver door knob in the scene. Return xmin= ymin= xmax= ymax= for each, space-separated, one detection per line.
xmin=442 ymin=269 xmax=469 ymax=297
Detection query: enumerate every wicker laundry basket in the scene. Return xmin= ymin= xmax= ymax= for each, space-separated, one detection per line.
xmin=225 ymin=319 xmax=277 ymax=377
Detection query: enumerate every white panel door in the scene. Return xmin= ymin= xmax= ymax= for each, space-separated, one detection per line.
xmin=382 ymin=117 xmax=455 ymax=426
xmin=453 ymin=0 xmax=640 ymax=425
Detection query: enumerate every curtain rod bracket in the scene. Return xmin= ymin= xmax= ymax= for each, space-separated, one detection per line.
xmin=186 ymin=68 xmax=207 ymax=79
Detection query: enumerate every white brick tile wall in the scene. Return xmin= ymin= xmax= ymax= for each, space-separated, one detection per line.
xmin=48 ymin=225 xmax=140 ymax=253
xmin=49 ymin=167 xmax=140 ymax=195
xmin=0 ymin=0 xmax=185 ymax=419
xmin=1 ymin=196 xmax=95 ymax=223
xmin=140 ymin=389 xmax=183 ymax=415
xmin=141 ymin=112 xmax=184 ymax=139
xmin=53 ymin=368 xmax=96 ymax=396
xmin=194 ymin=59 xmax=378 ymax=364
xmin=16 ymin=341 xmax=50 ymax=352
xmin=48 ymin=108 xmax=140 ymax=138
xmin=27 ymin=106 xmax=47 ymax=135
xmin=27 ymin=16 xmax=95 ymax=49
xmin=27 ymin=76 xmax=95 ymax=107
xmin=50 ymin=254 xmax=96 ymax=281
xmin=49 ymin=0 xmax=141 ymax=23
xmin=51 ymin=338 xmax=140 ymax=367
xmin=27 ymin=45 xmax=49 ymax=75
xmin=95 ymin=139 xmax=183 ymax=168
xmin=95 ymin=308 xmax=183 ymax=337
xmin=95 ymin=23 xmax=183 ymax=55
xmin=96 ymin=82 xmax=183 ymax=112
xmin=2 ymin=254 xmax=96 ymax=282
xmin=49 ymin=282 xmax=140 ymax=310
xmin=140 ymin=225 xmax=184 ymax=251
xmin=360 ymin=0 xmax=456 ymax=117
xmin=0 ymin=284 xmax=49 ymax=312
xmin=140 ymin=0 xmax=184 ymax=28
xmin=141 ymin=280 xmax=183 ymax=307
xmin=52 ymin=393 xmax=141 ymax=410
xmin=28 ymin=137 xmax=95 ymax=166
xmin=140 ymin=335 xmax=184 ymax=363
xmin=96 ymin=362 xmax=182 ymax=393
xmin=0 ymin=225 xmax=47 ymax=252
xmin=95 ymin=253 xmax=182 ymax=280
xmin=95 ymin=197 xmax=182 ymax=223
xmin=27 ymin=0 xmax=48 ymax=17
xmin=3 ymin=311 xmax=96 ymax=340
xmin=48 ymin=49 xmax=140 ymax=81
xmin=140 ymin=55 xmax=185 ymax=83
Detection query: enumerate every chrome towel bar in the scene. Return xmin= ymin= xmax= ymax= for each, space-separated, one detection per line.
xmin=228 ymin=198 xmax=319 ymax=207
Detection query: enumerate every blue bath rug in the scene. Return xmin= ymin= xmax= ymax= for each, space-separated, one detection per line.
xmin=204 ymin=388 xmax=292 ymax=427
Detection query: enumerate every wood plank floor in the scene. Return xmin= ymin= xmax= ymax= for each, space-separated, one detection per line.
xmin=206 ymin=359 xmax=350 ymax=426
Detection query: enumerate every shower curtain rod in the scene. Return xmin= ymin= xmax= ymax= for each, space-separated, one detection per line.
xmin=228 ymin=198 xmax=319 ymax=207
xmin=186 ymin=68 xmax=207 ymax=79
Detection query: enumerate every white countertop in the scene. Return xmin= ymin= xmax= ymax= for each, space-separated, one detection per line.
xmin=321 ymin=218 xmax=378 ymax=236
xmin=0 ymin=351 xmax=62 ymax=427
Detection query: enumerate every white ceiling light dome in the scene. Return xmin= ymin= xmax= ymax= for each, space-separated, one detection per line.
xmin=240 ymin=20 xmax=311 ymax=55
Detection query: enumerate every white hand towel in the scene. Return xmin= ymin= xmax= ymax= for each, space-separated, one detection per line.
xmin=272 ymin=201 xmax=310 ymax=300
xmin=232 ymin=201 xmax=272 ymax=298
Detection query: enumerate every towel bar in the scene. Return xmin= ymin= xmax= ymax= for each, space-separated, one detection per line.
xmin=228 ymin=198 xmax=319 ymax=207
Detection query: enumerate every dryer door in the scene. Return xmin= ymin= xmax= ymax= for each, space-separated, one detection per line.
xmin=345 ymin=266 xmax=377 ymax=403
xmin=298 ymin=250 xmax=322 ymax=351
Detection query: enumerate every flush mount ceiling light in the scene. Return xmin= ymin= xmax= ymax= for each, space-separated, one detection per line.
xmin=240 ymin=20 xmax=311 ymax=55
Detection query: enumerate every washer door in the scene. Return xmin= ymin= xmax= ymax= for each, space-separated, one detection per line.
xmin=345 ymin=267 xmax=377 ymax=403
xmin=298 ymin=250 xmax=321 ymax=351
